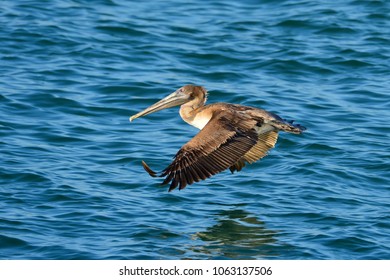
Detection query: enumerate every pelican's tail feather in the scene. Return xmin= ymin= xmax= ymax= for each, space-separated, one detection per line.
xmin=271 ymin=119 xmax=307 ymax=134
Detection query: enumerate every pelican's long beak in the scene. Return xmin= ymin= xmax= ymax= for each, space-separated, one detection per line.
xmin=129 ymin=89 xmax=190 ymax=122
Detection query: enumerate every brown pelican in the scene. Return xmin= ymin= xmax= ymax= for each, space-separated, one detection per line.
xmin=130 ymin=85 xmax=306 ymax=192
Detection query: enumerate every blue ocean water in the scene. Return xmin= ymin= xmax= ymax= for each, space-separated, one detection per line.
xmin=0 ymin=0 xmax=389 ymax=259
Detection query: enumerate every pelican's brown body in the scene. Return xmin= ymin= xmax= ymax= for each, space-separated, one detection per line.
xmin=130 ymin=85 xmax=306 ymax=192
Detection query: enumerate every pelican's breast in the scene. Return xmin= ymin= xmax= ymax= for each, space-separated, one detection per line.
xmin=189 ymin=112 xmax=212 ymax=129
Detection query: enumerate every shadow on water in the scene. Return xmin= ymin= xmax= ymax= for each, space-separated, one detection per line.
xmin=189 ymin=208 xmax=278 ymax=259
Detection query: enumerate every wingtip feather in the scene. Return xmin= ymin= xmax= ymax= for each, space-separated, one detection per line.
xmin=141 ymin=160 xmax=158 ymax=177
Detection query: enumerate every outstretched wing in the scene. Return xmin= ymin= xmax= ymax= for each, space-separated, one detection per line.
xmin=143 ymin=110 xmax=259 ymax=191
xmin=229 ymin=128 xmax=279 ymax=173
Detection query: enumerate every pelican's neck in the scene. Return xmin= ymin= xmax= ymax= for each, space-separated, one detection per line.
xmin=180 ymin=104 xmax=212 ymax=129
xmin=179 ymin=104 xmax=198 ymax=125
